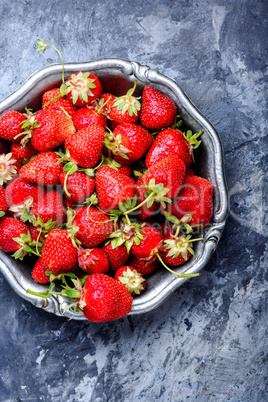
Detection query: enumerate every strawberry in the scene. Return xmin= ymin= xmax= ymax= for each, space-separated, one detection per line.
xmin=142 ymin=155 xmax=186 ymax=199
xmin=72 ymin=107 xmax=107 ymax=130
xmin=98 ymin=93 xmax=116 ymax=115
xmin=95 ymin=165 xmax=136 ymax=213
xmin=160 ymin=234 xmax=195 ymax=266
xmin=115 ymin=266 xmax=146 ymax=295
xmin=11 ymin=142 xmax=38 ymax=163
xmin=102 ymin=157 xmax=132 ymax=177
xmin=140 ymin=86 xmax=177 ymax=130
xmin=31 ymin=108 xmax=75 ymax=152
xmin=101 ymin=242 xmax=129 ymax=271
xmin=170 ymin=175 xmax=213 ymax=228
xmin=0 ymin=153 xmax=20 ymax=186
xmin=78 ymin=247 xmax=109 ymax=274
xmin=146 ymin=129 xmax=203 ymax=168
xmin=19 ymin=151 xmax=63 ymax=186
xmin=41 ymin=229 xmax=78 ymax=274
xmin=186 ymin=167 xmax=195 ymax=176
xmin=79 ymin=273 xmax=133 ymax=322
xmin=65 ymin=124 xmax=105 ymax=168
xmin=65 ymin=72 xmax=102 ymax=107
xmin=73 ymin=206 xmax=115 ymax=248
xmin=105 ymin=123 xmax=153 ymax=165
xmin=0 ymin=185 xmax=7 ymax=217
xmin=32 ymin=257 xmax=50 ymax=284
xmin=5 ymin=177 xmax=43 ymax=208
xmin=0 ymin=216 xmax=28 ymax=252
xmin=131 ymin=226 xmax=163 ymax=261
xmin=42 ymin=88 xmax=76 ymax=117
xmin=31 ymin=189 xmax=66 ymax=226
xmin=127 ymin=255 xmax=158 ymax=275
xmin=0 ymin=111 xmax=28 ymax=142
xmin=109 ymin=81 xmax=141 ymax=127
xmin=59 ymin=170 xmax=95 ymax=204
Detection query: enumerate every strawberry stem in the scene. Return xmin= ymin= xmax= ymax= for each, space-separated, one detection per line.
xmin=123 ymin=192 xmax=155 ymax=216
xmin=156 ymin=252 xmax=200 ymax=278
xmin=36 ymin=38 xmax=65 ymax=84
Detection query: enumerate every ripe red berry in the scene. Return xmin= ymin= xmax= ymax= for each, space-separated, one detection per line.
xmin=79 ymin=273 xmax=133 ymax=322
xmin=140 ymin=86 xmax=177 ymax=131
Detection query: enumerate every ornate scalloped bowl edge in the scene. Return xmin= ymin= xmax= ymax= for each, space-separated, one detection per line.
xmin=0 ymin=58 xmax=229 ymax=320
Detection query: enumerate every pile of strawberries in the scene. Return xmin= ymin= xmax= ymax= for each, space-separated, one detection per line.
xmin=0 ymin=40 xmax=214 ymax=322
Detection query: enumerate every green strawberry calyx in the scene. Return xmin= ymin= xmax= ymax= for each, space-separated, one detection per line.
xmin=122 ymin=179 xmax=172 ymax=217
xmin=107 ymin=216 xmax=145 ymax=253
xmin=104 ymin=130 xmax=132 ymax=160
xmin=65 ymin=72 xmax=97 ymax=105
xmin=111 ymin=80 xmax=141 ymax=117
xmin=0 ymin=153 xmax=19 ymax=185
xmin=9 ymin=196 xmax=34 ymax=223
xmin=12 ymin=230 xmax=44 ymax=260
xmin=117 ymin=267 xmax=145 ymax=295
xmin=27 ymin=271 xmax=89 ymax=318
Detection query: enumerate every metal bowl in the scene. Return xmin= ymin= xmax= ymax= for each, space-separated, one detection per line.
xmin=0 ymin=58 xmax=229 ymax=320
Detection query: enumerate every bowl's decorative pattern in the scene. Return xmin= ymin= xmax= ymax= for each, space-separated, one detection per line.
xmin=0 ymin=59 xmax=229 ymax=320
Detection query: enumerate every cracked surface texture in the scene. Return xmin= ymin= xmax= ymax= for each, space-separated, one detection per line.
xmin=0 ymin=0 xmax=267 ymax=401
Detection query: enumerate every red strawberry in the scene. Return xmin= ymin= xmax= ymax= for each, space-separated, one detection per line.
xmin=115 ymin=266 xmax=146 ymax=295
xmin=131 ymin=226 xmax=163 ymax=261
xmin=72 ymin=107 xmax=107 ymax=130
xmin=79 ymin=273 xmax=133 ymax=322
xmin=11 ymin=142 xmax=38 ymax=163
xmin=19 ymin=151 xmax=63 ymax=186
xmin=59 ymin=170 xmax=95 ymax=204
xmin=5 ymin=177 xmax=43 ymax=208
xmin=65 ymin=124 xmax=105 ymax=168
xmin=170 ymin=175 xmax=213 ymax=228
xmin=105 ymin=123 xmax=153 ymax=164
xmin=32 ymin=257 xmax=50 ymax=284
xmin=142 ymin=155 xmax=186 ymax=199
xmin=42 ymin=88 xmax=76 ymax=117
xmin=31 ymin=190 xmax=66 ymax=226
xmin=78 ymin=247 xmax=109 ymax=274
xmin=160 ymin=234 xmax=194 ymax=266
xmin=101 ymin=242 xmax=129 ymax=271
xmin=109 ymin=82 xmax=141 ymax=127
xmin=186 ymin=167 xmax=195 ymax=176
xmin=41 ymin=229 xmax=78 ymax=274
xmin=65 ymin=72 xmax=102 ymax=107
xmin=140 ymin=86 xmax=177 ymax=130
xmin=95 ymin=165 xmax=136 ymax=213
xmin=73 ymin=206 xmax=114 ymax=248
xmin=0 ymin=185 xmax=7 ymax=217
xmin=0 ymin=153 xmax=20 ymax=186
xmin=0 ymin=111 xmax=28 ymax=142
xmin=0 ymin=216 xmax=28 ymax=252
xmin=145 ymin=129 xmax=190 ymax=167
xmin=31 ymin=109 xmax=75 ymax=152
xmin=127 ymin=255 xmax=158 ymax=275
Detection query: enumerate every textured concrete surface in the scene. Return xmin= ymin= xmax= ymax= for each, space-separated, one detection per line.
xmin=0 ymin=0 xmax=267 ymax=401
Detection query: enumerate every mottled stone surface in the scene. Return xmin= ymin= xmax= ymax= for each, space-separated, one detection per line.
xmin=0 ymin=0 xmax=267 ymax=401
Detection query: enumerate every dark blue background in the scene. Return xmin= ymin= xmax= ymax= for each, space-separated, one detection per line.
xmin=0 ymin=1 xmax=267 ymax=400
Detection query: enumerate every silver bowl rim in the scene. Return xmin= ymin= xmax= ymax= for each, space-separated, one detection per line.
xmin=0 ymin=58 xmax=229 ymax=320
